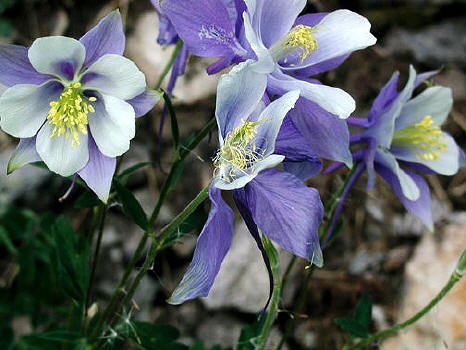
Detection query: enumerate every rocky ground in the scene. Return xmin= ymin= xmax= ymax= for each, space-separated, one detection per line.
xmin=1 ymin=0 xmax=465 ymax=349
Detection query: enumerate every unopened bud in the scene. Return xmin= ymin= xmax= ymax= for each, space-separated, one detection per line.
xmin=456 ymin=248 xmax=466 ymax=276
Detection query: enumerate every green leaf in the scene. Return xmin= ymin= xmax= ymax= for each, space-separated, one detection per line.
xmin=354 ymin=294 xmax=372 ymax=328
xmin=18 ymin=331 xmax=85 ymax=350
xmin=0 ymin=325 xmax=14 ymax=350
xmin=334 ymin=317 xmax=368 ymax=339
xmin=162 ymin=205 xmax=207 ymax=248
xmin=54 ymin=216 xmax=90 ymax=303
xmin=124 ymin=321 xmax=187 ymax=350
xmin=114 ymin=180 xmax=149 ymax=231
xmin=162 ymin=90 xmax=180 ymax=153
xmin=237 ymin=317 xmax=266 ymax=350
xmin=189 ymin=341 xmax=204 ymax=350
xmin=167 ymin=160 xmax=185 ymax=192
xmin=0 ymin=225 xmax=18 ymax=254
xmin=118 ymin=162 xmax=153 ymax=178
xmin=74 ymin=191 xmax=101 ymax=209
xmin=262 ymin=235 xmax=280 ymax=273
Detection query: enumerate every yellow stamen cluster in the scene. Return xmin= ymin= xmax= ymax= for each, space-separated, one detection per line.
xmin=286 ymin=25 xmax=319 ymax=63
xmin=392 ymin=115 xmax=447 ymax=161
xmin=47 ymin=82 xmax=96 ymax=146
xmin=213 ymin=118 xmax=269 ymax=182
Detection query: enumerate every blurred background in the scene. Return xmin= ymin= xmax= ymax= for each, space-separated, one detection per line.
xmin=0 ymin=0 xmax=465 ymax=349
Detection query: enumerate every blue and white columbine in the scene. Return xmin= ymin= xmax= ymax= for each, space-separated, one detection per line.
xmin=169 ymin=61 xmax=324 ymax=305
xmin=0 ymin=11 xmax=160 ymax=202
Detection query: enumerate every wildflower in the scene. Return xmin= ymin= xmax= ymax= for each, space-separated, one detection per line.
xmin=161 ymin=0 xmax=376 ymax=118
xmin=0 ymin=11 xmax=160 ymax=202
xmin=169 ymin=61 xmax=324 ymax=305
xmin=338 ymin=66 xmax=464 ymax=230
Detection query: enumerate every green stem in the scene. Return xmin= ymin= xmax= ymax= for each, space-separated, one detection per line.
xmin=346 ymin=270 xmax=464 ymax=350
xmin=85 ymin=205 xmax=107 ymax=311
xmin=117 ymin=180 xmax=212 ymax=313
xmin=154 ymin=38 xmax=183 ymax=90
xmin=277 ymin=266 xmax=316 ymax=350
xmin=256 ymin=280 xmax=282 ymax=350
xmin=256 ymin=237 xmax=281 ymax=350
xmin=89 ymin=117 xmax=216 ymax=344
xmin=93 ymin=182 xmax=211 ymax=349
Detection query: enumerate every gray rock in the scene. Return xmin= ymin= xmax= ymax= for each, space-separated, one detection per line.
xmin=202 ymin=220 xmax=295 ymax=313
xmin=383 ymin=18 xmax=466 ymax=67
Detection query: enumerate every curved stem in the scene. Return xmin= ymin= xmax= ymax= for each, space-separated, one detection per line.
xmin=346 ymin=270 xmax=464 ymax=350
xmin=322 ymin=162 xmax=365 ymax=247
xmin=93 ymin=182 xmax=211 ymax=349
xmin=84 ymin=204 xmax=107 ymax=325
xmin=154 ymin=38 xmax=183 ymax=90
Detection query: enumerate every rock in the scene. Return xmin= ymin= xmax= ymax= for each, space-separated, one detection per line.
xmin=0 ymin=136 xmax=49 ymax=210
xmin=202 ymin=220 xmax=295 ymax=313
xmin=383 ymin=18 xmax=466 ymax=68
xmin=381 ymin=212 xmax=466 ymax=350
xmin=349 ymin=250 xmax=385 ymax=276
xmin=197 ymin=315 xmax=245 ymax=349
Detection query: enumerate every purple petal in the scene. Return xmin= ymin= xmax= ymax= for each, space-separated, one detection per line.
xmin=258 ymin=0 xmax=306 ymax=48
xmin=376 ymin=164 xmax=433 ymax=230
xmin=245 ymin=169 xmax=324 ymax=265
xmin=0 ymin=44 xmax=50 ymax=87
xmin=7 ymin=137 xmax=41 ymax=174
xmin=275 ymin=115 xmax=322 ymax=180
xmin=289 ymin=98 xmax=352 ymax=167
xmin=162 ymin=0 xmax=245 ymax=58
xmin=78 ymin=137 xmax=116 ymax=203
xmin=232 ymin=188 xmax=274 ymax=313
xmin=169 ymin=184 xmax=234 ymax=304
xmin=79 ymin=10 xmax=125 ymax=69
xmin=367 ymin=71 xmax=400 ymax=123
xmin=127 ymin=88 xmax=161 ymax=118
xmin=414 ymin=69 xmax=440 ymax=89
xmin=151 ymin=0 xmax=180 ymax=45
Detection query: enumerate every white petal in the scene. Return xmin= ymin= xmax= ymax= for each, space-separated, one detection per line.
xmin=215 ymin=59 xmax=267 ymax=145
xmin=268 ymin=72 xmax=355 ymax=118
xmin=88 ymin=94 xmax=135 ymax=158
xmin=282 ymin=9 xmax=377 ymax=71
xmin=7 ymin=137 xmax=41 ymax=174
xmin=392 ymin=133 xmax=460 ymax=176
xmin=395 ymin=86 xmax=453 ymax=130
xmin=242 ymin=12 xmax=275 ymax=74
xmin=36 ymin=122 xmax=89 ymax=176
xmin=28 ymin=36 xmax=86 ymax=80
xmin=0 ymin=81 xmax=61 ymax=138
xmin=215 ymin=154 xmax=284 ymax=190
xmin=253 ymin=89 xmax=300 ymax=156
xmin=83 ymin=54 xmax=146 ymax=100
xmin=376 ymin=151 xmax=420 ymax=201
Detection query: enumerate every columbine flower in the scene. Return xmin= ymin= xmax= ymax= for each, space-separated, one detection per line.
xmin=161 ymin=0 xmax=376 ymax=118
xmin=0 ymin=11 xmax=160 ymax=202
xmin=345 ymin=66 xmax=464 ymax=230
xmin=169 ymin=61 xmax=324 ymax=305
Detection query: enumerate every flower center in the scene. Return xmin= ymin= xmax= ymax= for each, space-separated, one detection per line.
xmin=392 ymin=115 xmax=447 ymax=161
xmin=47 ymin=82 xmax=96 ymax=146
xmin=269 ymin=24 xmax=319 ymax=64
xmin=213 ymin=118 xmax=269 ymax=182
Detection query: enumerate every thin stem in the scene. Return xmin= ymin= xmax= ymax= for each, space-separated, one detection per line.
xmin=346 ymin=270 xmax=464 ymax=350
xmin=154 ymin=38 xmax=183 ymax=90
xmin=277 ymin=266 xmax=316 ymax=350
xmin=280 ymin=256 xmax=297 ymax=299
xmin=256 ymin=279 xmax=282 ymax=350
xmin=93 ymin=182 xmax=211 ymax=349
xmin=86 ymin=205 xmax=107 ymax=307
xmin=89 ymin=117 xmax=216 ymax=344
xmin=118 ymin=180 xmax=212 ymax=313
xmin=322 ymin=162 xmax=365 ymax=247
xmin=88 ymin=231 xmax=149 ymax=341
